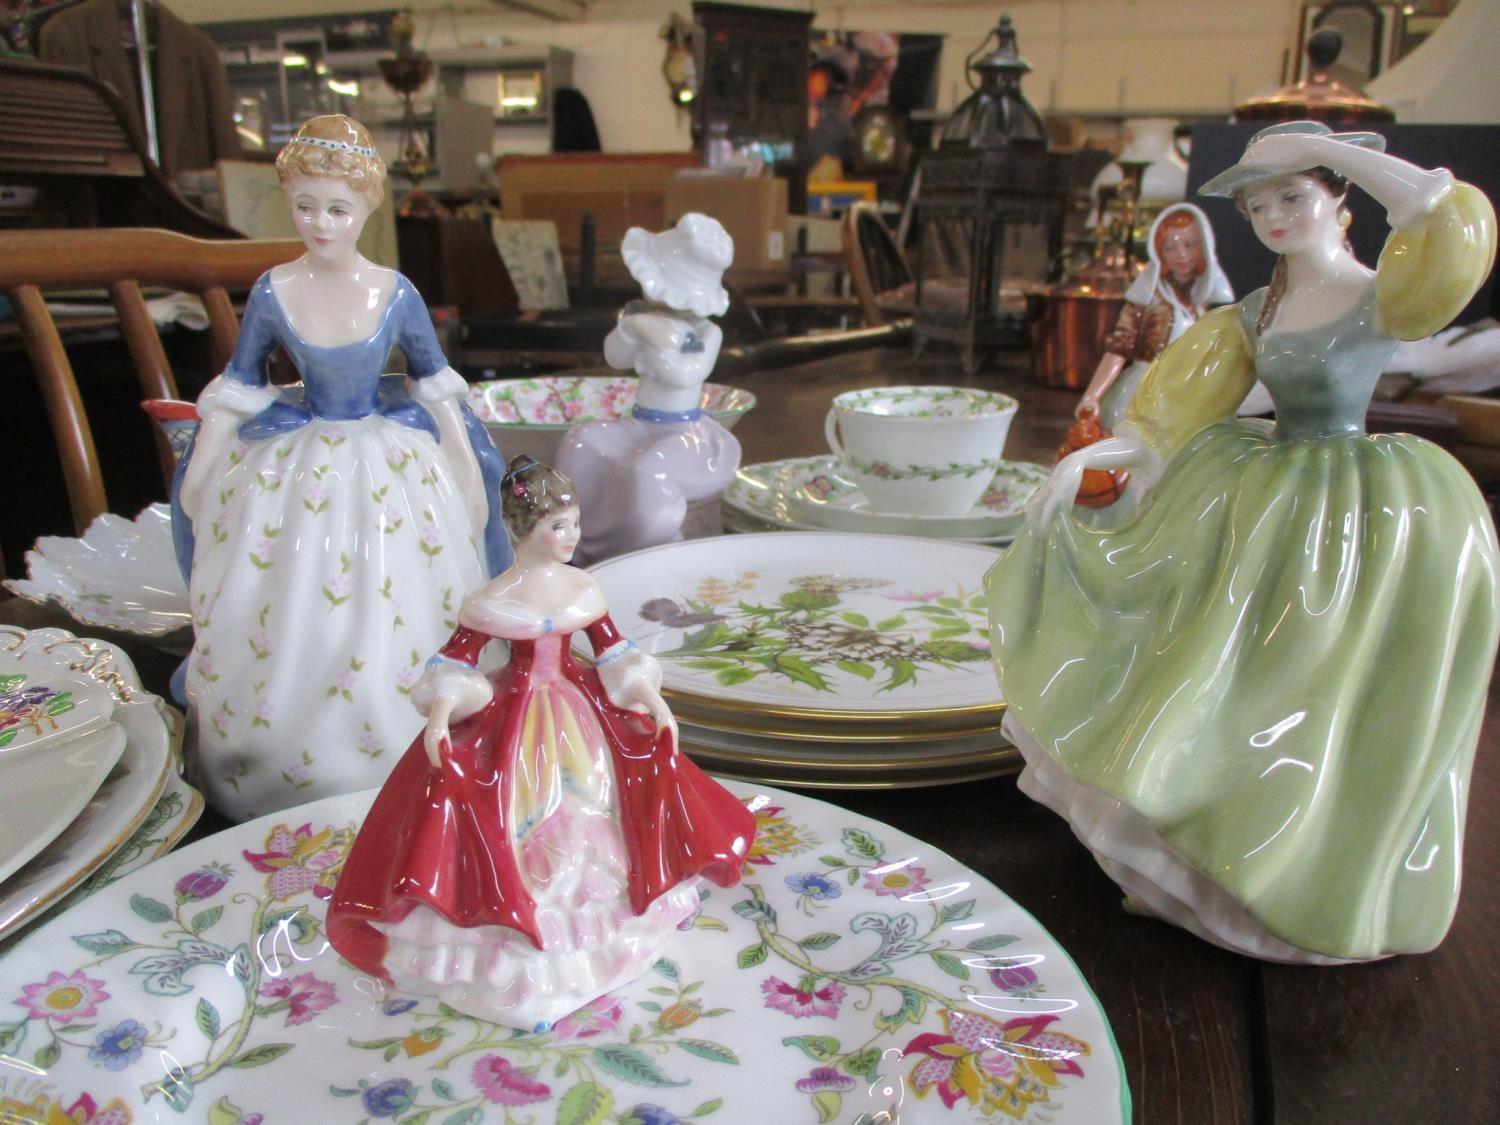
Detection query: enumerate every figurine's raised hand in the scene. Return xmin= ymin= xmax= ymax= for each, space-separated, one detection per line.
xmin=1241 ymin=130 xmax=1330 ymax=175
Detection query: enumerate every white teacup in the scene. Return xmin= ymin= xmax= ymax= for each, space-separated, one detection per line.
xmin=824 ymin=386 xmax=1019 ymax=516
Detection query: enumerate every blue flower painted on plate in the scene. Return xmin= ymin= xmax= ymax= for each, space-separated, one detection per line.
xmin=785 ymin=872 xmax=841 ymax=901
xmin=361 ymin=1077 xmax=416 ymax=1118
xmin=88 ymin=1019 xmax=147 ymax=1071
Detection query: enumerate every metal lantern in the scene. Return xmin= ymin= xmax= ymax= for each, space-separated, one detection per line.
xmin=912 ymin=14 xmax=1070 ymax=373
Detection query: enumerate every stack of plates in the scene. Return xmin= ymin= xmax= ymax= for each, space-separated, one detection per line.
xmin=588 ymin=532 xmax=1016 ymax=788
xmin=0 ymin=626 xmax=200 ymax=944
xmin=723 ymin=455 xmax=1049 ymax=545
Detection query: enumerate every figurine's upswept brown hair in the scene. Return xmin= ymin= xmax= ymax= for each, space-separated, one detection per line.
xmin=276 ymin=115 xmax=387 ymax=207
xmin=501 ymin=455 xmax=577 ymax=542
xmin=1235 ymin=167 xmax=1352 ymax=335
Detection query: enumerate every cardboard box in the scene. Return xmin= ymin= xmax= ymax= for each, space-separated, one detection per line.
xmin=663 ymin=174 xmax=790 ymax=281
xmin=499 ymin=153 xmax=700 ymax=285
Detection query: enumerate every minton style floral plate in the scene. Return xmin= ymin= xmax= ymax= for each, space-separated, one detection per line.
xmin=588 ymin=534 xmax=1006 ymax=724
xmin=0 ymin=782 xmax=1129 ymax=1123
xmin=725 ymin=458 xmax=1047 ymax=545
xmin=5 ymin=505 xmax=192 ymax=648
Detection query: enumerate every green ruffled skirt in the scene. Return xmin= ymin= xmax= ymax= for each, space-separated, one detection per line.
xmin=986 ymin=419 xmax=1499 ymax=960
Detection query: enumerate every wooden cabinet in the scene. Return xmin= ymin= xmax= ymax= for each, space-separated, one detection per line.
xmin=692 ymin=2 xmax=812 ymax=213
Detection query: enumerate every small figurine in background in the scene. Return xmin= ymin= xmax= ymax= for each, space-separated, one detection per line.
xmin=555 ymin=213 xmax=741 ymax=564
xmin=327 ymin=455 xmax=756 ymax=1029
xmin=171 ymin=114 xmax=511 ymax=820
xmin=1076 ymin=202 xmax=1232 ymax=429
xmin=986 ymin=122 xmax=1498 ymax=963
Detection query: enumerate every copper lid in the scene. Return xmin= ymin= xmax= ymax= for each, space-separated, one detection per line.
xmin=1236 ymin=29 xmax=1394 ymax=124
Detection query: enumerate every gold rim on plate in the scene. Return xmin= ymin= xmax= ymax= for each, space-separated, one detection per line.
xmin=665 ymin=684 xmax=1006 ymax=732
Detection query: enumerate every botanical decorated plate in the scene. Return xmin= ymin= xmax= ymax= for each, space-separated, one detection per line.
xmin=589 ymin=534 xmax=1006 ymax=724
xmin=0 ymin=782 xmax=1128 ymax=1124
xmin=786 ymin=457 xmax=1049 ymax=541
xmin=4 ymin=505 xmax=192 ymax=647
xmin=676 ymin=720 xmax=1019 ymax=791
xmin=0 ymin=630 xmax=182 ymax=942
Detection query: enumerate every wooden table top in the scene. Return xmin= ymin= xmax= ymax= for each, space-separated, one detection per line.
xmin=4 ymin=342 xmax=1495 ymax=1123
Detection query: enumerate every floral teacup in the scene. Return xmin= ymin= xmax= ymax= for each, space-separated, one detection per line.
xmin=824 ymin=386 xmax=1019 ymax=516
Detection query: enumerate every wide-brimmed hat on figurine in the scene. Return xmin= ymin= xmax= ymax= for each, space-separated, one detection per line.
xmin=1198 ymin=120 xmax=1385 ymax=197
xmin=622 ymin=212 xmax=733 ymax=318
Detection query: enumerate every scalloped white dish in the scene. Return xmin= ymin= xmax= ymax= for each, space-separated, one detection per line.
xmin=5 ymin=505 xmax=191 ymax=646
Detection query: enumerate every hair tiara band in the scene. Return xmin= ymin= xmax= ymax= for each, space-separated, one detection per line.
xmin=291 ymin=136 xmax=378 ymax=158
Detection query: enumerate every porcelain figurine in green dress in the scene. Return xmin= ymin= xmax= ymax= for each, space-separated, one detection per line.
xmin=985 ymin=122 xmax=1498 ymax=964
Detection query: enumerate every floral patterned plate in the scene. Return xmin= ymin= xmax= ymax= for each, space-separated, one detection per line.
xmin=588 ymin=534 xmax=1006 ymax=724
xmin=4 ymin=505 xmax=192 ymax=648
xmin=0 ymin=627 xmax=130 ymax=753
xmin=0 ymin=629 xmax=182 ymax=943
xmin=0 ymin=782 xmax=1128 ymax=1124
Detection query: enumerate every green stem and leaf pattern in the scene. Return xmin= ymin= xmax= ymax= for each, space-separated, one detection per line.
xmin=648 ymin=576 xmax=992 ymax=696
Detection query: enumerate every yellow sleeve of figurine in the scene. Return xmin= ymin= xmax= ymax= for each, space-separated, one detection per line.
xmin=1123 ymin=304 xmax=1255 ymax=458
xmin=1376 ymin=181 xmax=1497 ymax=341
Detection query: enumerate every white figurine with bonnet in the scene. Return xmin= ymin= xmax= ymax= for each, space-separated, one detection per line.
xmin=556 ymin=212 xmax=741 ymax=563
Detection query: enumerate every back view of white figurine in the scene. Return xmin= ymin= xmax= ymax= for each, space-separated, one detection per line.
xmin=556 ymin=213 xmax=742 ymax=564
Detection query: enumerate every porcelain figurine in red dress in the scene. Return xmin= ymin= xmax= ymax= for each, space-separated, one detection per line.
xmin=327 ymin=455 xmax=756 ymax=1029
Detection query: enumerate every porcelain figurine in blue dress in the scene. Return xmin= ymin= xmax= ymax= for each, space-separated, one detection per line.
xmin=986 ymin=122 xmax=1498 ymax=963
xmin=172 ymin=115 xmax=510 ymax=820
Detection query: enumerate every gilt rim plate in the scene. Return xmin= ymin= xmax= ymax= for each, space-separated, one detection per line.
xmin=588 ymin=534 xmax=1006 ymax=723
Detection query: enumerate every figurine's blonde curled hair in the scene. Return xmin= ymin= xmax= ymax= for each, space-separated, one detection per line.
xmin=276 ymin=115 xmax=387 ymax=207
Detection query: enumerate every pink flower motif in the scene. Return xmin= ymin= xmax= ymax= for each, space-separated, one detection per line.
xmin=254 ymin=538 xmax=276 ymax=561
xmin=336 ymin=667 xmax=358 ymax=692
xmin=259 ymin=972 xmax=337 ymax=1026
xmin=884 ymin=590 xmax=942 ymax=603
xmin=15 ymin=970 xmax=110 ymax=1024
xmin=243 ymin=822 xmax=345 ymax=901
xmin=761 ymin=976 xmax=846 ymax=1019
xmin=795 ymin=1067 xmax=855 ymax=1093
xmin=253 ymin=697 xmax=273 ymax=722
xmin=553 ymin=994 xmax=624 ymax=1040
xmin=304 ymin=481 xmax=329 ymax=503
xmin=420 ymin=522 xmax=444 ymax=548
xmin=863 ymin=861 xmax=931 ymax=898
xmin=395 ymin=666 xmax=418 ymax=689
xmin=904 ymin=1009 xmax=1089 ymax=1112
xmin=327 ymin=574 xmax=352 ymax=599
xmin=471 ymin=1055 xmax=551 ymax=1105
xmin=249 ymin=630 xmax=271 ymax=652
xmin=979 ymin=486 xmax=1013 ymax=511
xmin=805 ymin=476 xmax=835 ymax=500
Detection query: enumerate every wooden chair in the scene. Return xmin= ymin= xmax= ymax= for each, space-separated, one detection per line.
xmin=841 ymin=202 xmax=914 ymax=327
xmin=0 ymin=228 xmax=302 ymax=533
